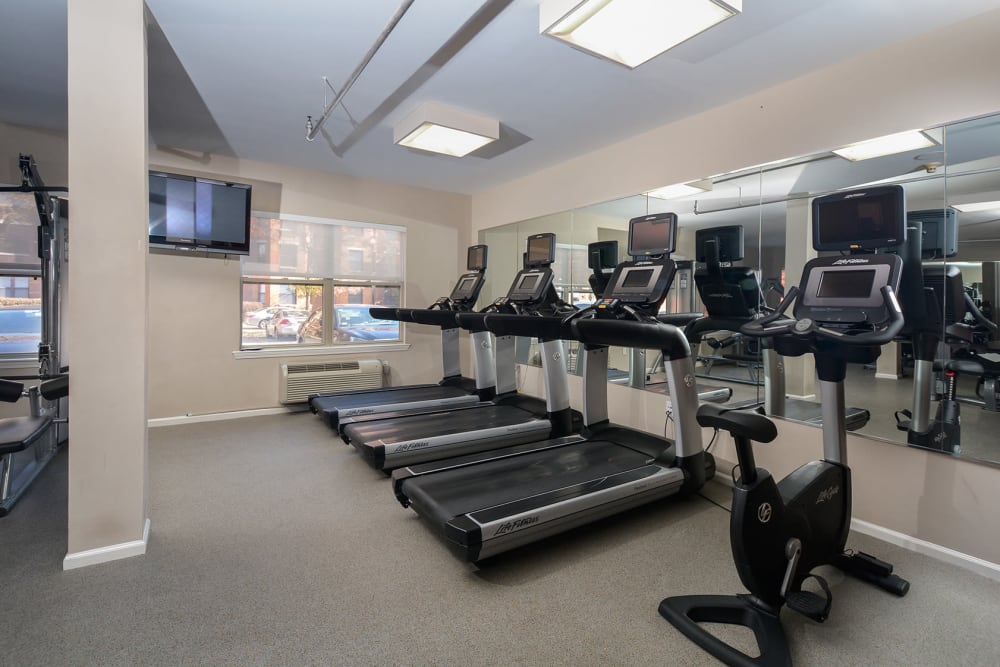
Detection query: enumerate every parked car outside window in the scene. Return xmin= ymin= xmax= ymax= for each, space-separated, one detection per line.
xmin=297 ymin=304 xmax=399 ymax=343
xmin=264 ymin=309 xmax=311 ymax=339
xmin=244 ymin=305 xmax=284 ymax=329
xmin=0 ymin=307 xmax=42 ymax=354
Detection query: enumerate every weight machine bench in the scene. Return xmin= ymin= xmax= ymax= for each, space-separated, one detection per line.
xmin=0 ymin=376 xmax=68 ymax=517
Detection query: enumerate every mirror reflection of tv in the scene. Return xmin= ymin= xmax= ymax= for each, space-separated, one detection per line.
xmin=908 ymin=209 xmax=958 ymax=259
xmin=467 ymin=244 xmax=488 ymax=271
xmin=812 ymin=185 xmax=905 ymax=251
xmin=628 ymin=212 xmax=676 ymax=257
xmin=525 ymin=233 xmax=555 ymax=267
xmin=695 ymin=225 xmax=744 ymax=262
xmin=588 ymin=240 xmax=618 ymax=270
xmin=148 ymin=171 xmax=251 ymax=255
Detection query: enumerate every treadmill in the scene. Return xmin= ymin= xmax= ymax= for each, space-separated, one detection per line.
xmin=308 ymin=245 xmax=493 ymax=430
xmin=585 ymin=239 xmax=731 ymax=403
xmin=687 ymin=225 xmax=870 ymax=430
xmin=391 ymin=213 xmax=714 ymax=562
xmin=341 ymin=233 xmax=583 ymax=471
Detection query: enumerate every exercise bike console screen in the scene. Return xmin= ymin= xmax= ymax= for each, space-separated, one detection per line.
xmin=815 ymin=269 xmax=876 ymax=299
xmin=812 ymin=185 xmax=905 ymax=251
xmin=628 ymin=213 xmax=676 ymax=257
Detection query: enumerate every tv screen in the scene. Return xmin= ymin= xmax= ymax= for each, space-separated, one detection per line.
xmin=812 ymin=185 xmax=905 ymax=252
xmin=908 ymin=209 xmax=958 ymax=259
xmin=467 ymin=244 xmax=488 ymax=271
xmin=628 ymin=213 xmax=676 ymax=257
xmin=588 ymin=240 xmax=618 ymax=270
xmin=695 ymin=225 xmax=744 ymax=262
xmin=525 ymin=233 xmax=555 ymax=267
xmin=149 ymin=171 xmax=251 ymax=255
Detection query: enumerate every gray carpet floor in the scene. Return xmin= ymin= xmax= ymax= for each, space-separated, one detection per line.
xmin=3 ymin=412 xmax=1000 ymax=665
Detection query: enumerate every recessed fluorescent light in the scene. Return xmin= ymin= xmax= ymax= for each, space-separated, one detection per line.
xmin=951 ymin=201 xmax=1000 ymax=213
xmin=394 ymin=102 xmax=499 ymax=158
xmin=832 ymin=130 xmax=937 ymax=161
xmin=646 ymin=179 xmax=712 ymax=200
xmin=540 ymin=0 xmax=742 ymax=69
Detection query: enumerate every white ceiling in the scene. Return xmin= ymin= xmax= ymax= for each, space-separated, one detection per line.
xmin=2 ymin=0 xmax=999 ymax=196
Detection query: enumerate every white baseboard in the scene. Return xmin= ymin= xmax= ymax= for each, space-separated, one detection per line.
xmin=874 ymin=372 xmax=900 ymax=380
xmin=148 ymin=406 xmax=308 ymax=428
xmin=850 ymin=518 xmax=1000 ymax=582
xmin=64 ymin=518 xmax=151 ymax=571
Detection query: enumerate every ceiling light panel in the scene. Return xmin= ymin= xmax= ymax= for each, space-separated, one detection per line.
xmin=951 ymin=201 xmax=1000 ymax=213
xmin=832 ymin=129 xmax=937 ymax=161
xmin=646 ymin=179 xmax=712 ymax=200
xmin=394 ymin=102 xmax=499 ymax=158
xmin=541 ymin=0 xmax=742 ymax=68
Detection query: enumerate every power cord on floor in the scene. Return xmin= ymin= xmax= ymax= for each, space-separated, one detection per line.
xmin=697 ymin=492 xmax=731 ymax=514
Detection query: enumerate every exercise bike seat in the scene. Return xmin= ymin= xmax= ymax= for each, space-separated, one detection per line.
xmin=696 ymin=403 xmax=777 ymax=443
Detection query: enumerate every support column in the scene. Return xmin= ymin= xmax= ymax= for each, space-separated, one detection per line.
xmin=783 ymin=199 xmax=816 ymax=399
xmin=65 ymin=0 xmax=149 ymax=569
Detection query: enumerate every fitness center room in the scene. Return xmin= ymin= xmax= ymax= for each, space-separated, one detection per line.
xmin=3 ymin=1 xmax=1000 ymax=665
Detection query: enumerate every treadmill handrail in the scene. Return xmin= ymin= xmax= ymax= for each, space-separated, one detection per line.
xmin=573 ymin=318 xmax=692 ymax=361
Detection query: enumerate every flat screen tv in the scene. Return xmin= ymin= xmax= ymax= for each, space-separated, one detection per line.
xmin=149 ymin=171 xmax=252 ymax=255
xmin=628 ymin=212 xmax=676 ymax=257
xmin=908 ymin=208 xmax=958 ymax=259
xmin=695 ymin=225 xmax=744 ymax=262
xmin=812 ymin=185 xmax=905 ymax=252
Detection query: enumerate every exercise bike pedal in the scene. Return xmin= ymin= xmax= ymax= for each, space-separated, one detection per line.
xmin=785 ymin=575 xmax=833 ymax=623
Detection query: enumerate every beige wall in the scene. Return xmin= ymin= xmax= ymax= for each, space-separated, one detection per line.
xmin=144 ymin=151 xmax=472 ymax=418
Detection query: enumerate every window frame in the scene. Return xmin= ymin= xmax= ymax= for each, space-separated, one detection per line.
xmin=236 ymin=212 xmax=407 ymax=357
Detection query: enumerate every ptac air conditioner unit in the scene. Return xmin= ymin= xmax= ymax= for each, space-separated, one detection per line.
xmin=279 ymin=360 xmax=383 ymax=404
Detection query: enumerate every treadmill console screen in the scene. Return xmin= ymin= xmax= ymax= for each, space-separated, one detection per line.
xmin=622 ymin=268 xmax=654 ymax=288
xmin=605 ymin=264 xmax=663 ymax=299
xmin=816 ymin=269 xmax=876 ymax=299
xmin=628 ymin=213 xmax=676 ymax=257
xmin=449 ymin=274 xmax=482 ymax=302
xmin=467 ymin=245 xmax=488 ymax=271
xmin=507 ymin=269 xmax=553 ymax=303
xmin=526 ymin=233 xmax=555 ymax=267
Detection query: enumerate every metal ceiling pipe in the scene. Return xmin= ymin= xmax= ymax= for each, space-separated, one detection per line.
xmin=306 ymin=0 xmax=416 ymax=142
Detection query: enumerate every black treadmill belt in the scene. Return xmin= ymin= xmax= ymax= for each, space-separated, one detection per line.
xmin=780 ymin=398 xmax=869 ymax=430
xmin=345 ymin=405 xmax=538 ymax=445
xmin=310 ymin=385 xmax=469 ymax=414
xmin=402 ymin=441 xmax=654 ymax=527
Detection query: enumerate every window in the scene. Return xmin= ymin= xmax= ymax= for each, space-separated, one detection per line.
xmin=240 ymin=214 xmax=404 ymax=349
xmin=0 ymin=193 xmax=43 ymax=357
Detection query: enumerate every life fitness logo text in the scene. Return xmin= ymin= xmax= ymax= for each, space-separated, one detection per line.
xmin=495 ymin=516 xmax=540 ymax=536
xmin=757 ymin=502 xmax=772 ymax=523
xmin=832 ymin=258 xmax=871 ymax=265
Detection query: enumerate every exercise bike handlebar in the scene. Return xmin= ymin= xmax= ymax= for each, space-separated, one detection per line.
xmin=740 ymin=285 xmax=904 ymax=346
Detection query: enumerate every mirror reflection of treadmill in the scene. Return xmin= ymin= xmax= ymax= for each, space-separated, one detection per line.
xmin=391 ymin=213 xmax=713 ymax=562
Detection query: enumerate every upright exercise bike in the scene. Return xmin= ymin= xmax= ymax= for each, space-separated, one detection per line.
xmin=659 ymin=186 xmax=911 ymax=666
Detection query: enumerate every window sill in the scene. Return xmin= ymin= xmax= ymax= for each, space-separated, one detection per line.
xmin=233 ymin=342 xmax=411 ymax=360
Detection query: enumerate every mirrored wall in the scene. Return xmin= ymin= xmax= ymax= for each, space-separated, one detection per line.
xmin=479 ymin=110 xmax=1000 ymax=467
